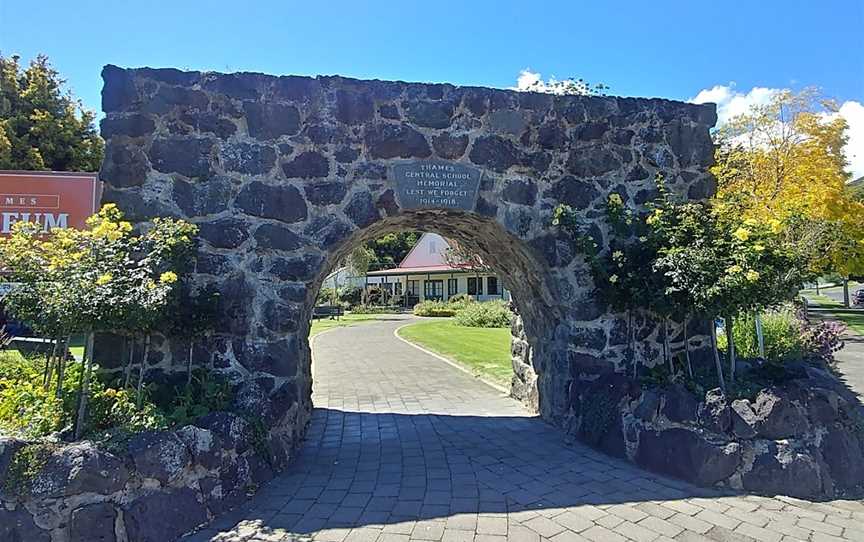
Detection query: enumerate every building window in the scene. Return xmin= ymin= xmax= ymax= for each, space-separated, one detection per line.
xmin=424 ymin=280 xmax=443 ymax=300
xmin=394 ymin=282 xmax=403 ymax=296
xmin=407 ymin=280 xmax=419 ymax=296
xmin=467 ymin=277 xmax=483 ymax=296
xmin=487 ymin=276 xmax=498 ymax=295
xmin=447 ymin=278 xmax=458 ymax=296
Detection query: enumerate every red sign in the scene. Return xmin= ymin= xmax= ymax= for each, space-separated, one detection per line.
xmin=0 ymin=171 xmax=102 ymax=235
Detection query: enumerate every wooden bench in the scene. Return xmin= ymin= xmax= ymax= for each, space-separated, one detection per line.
xmin=312 ymin=305 xmax=344 ymax=320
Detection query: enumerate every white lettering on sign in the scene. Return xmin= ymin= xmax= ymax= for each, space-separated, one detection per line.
xmin=1 ymin=212 xmax=69 ymax=233
xmin=393 ymin=161 xmax=483 ymax=210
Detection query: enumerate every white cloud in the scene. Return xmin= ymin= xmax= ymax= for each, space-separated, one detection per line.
xmin=838 ymin=100 xmax=864 ymax=180
xmin=690 ymin=83 xmax=864 ymax=179
xmin=690 ymin=84 xmax=780 ymax=125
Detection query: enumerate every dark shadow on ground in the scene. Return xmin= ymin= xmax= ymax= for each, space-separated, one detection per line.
xmin=187 ymin=408 xmax=776 ymax=540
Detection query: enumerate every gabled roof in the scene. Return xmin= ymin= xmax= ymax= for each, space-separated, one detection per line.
xmin=367 ymin=233 xmax=472 ymax=276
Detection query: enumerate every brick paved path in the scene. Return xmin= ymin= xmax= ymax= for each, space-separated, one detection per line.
xmin=185 ymin=316 xmax=864 ymax=542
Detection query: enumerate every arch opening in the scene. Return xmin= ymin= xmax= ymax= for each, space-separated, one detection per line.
xmin=301 ymin=210 xmax=564 ymax=415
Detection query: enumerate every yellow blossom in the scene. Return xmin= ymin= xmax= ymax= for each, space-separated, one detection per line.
xmin=769 ymin=219 xmax=783 ymax=234
xmin=160 ymin=271 xmax=178 ymax=284
xmin=96 ymin=273 xmax=113 ymax=285
xmin=753 ymin=244 xmax=765 ymax=252
xmin=744 ymin=218 xmax=759 ymax=227
xmin=746 ymin=270 xmax=760 ymax=282
xmin=609 ymin=274 xmax=619 ymax=284
xmin=733 ymin=228 xmax=750 ymax=241
xmin=646 ymin=209 xmax=664 ymax=225
xmin=146 ymin=280 xmax=157 ymax=290
xmin=726 ymin=264 xmax=743 ymax=275
xmin=608 ymin=193 xmax=623 ymax=206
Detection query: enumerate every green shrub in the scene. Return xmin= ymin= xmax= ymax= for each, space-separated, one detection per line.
xmin=717 ymin=308 xmax=803 ymax=363
xmin=454 ymin=300 xmax=512 ymax=328
xmin=448 ymin=293 xmax=471 ymax=304
xmin=351 ymin=305 xmax=401 ymax=314
xmin=413 ymin=301 xmax=457 ymax=317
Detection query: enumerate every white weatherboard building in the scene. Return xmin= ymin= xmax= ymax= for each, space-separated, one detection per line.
xmin=363 ymin=233 xmax=510 ymax=307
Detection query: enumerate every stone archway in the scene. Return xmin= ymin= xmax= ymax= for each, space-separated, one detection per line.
xmin=98 ymin=65 xmax=717 ymax=463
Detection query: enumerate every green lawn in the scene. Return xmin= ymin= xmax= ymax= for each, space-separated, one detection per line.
xmin=804 ymin=294 xmax=844 ymax=308
xmin=397 ymin=319 xmax=512 ymax=386
xmin=824 ymin=310 xmax=864 ymax=336
xmin=309 ymin=313 xmax=389 ymax=338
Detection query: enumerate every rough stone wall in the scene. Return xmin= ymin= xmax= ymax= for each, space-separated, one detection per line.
xmin=97 ymin=65 xmax=717 ymax=440
xmin=0 ymin=412 xmax=282 ymax=542
xmin=566 ymin=362 xmax=864 ymax=499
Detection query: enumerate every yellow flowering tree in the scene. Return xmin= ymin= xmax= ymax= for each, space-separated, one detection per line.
xmin=0 ymin=204 xmax=197 ymax=438
xmin=713 ymin=88 xmax=864 ymax=300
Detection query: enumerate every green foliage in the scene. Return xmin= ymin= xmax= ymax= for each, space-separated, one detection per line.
xmin=0 ymin=54 xmax=103 ymax=171
xmin=453 ymin=300 xmax=512 ymax=328
xmin=162 ymin=370 xmax=231 ymax=426
xmin=0 ymin=355 xmax=62 ymax=438
xmin=0 ymin=205 xmax=198 ymax=338
xmin=364 ymin=231 xmax=422 ymax=269
xmin=349 ymin=304 xmax=401 ymax=314
xmin=2 ymin=443 xmax=55 ymax=496
xmin=448 ymin=293 xmax=471 ymax=304
xmin=85 ymin=386 xmax=166 ymax=437
xmin=716 ymin=309 xmax=804 ymax=363
xmin=413 ymin=300 xmax=458 ymax=317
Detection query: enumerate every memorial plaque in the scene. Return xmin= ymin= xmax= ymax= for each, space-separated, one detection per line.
xmin=393 ymin=160 xmax=482 ymax=211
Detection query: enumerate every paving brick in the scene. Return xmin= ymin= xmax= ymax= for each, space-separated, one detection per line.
xmin=669 ymin=514 xmax=712 ymax=535
xmin=181 ymin=319 xmax=858 ymax=542
xmin=611 ymin=520 xmax=660 ymax=542
xmin=581 ymin=525 xmax=628 ymax=542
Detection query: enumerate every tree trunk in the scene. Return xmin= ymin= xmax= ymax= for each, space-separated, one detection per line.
xmin=74 ymin=332 xmax=95 ymax=440
xmin=755 ymin=312 xmax=765 ymax=359
xmin=42 ymin=340 xmax=55 ymax=390
xmin=710 ymin=320 xmax=726 ymax=392
xmin=843 ymin=277 xmax=850 ymax=308
xmin=186 ymin=340 xmax=194 ymax=389
xmin=136 ymin=334 xmax=151 ymax=408
xmin=123 ymin=336 xmax=136 ymax=388
xmin=726 ymin=315 xmax=736 ymax=383
xmin=663 ymin=317 xmax=673 ymax=375
xmin=55 ymin=336 xmax=69 ymax=399
xmin=683 ymin=316 xmax=693 ymax=379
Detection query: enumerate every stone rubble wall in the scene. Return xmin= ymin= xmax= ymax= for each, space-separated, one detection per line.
xmin=0 ymin=412 xmax=287 ymax=542
xmin=96 ymin=65 xmax=718 ymax=439
xmin=566 ymin=362 xmax=864 ymax=499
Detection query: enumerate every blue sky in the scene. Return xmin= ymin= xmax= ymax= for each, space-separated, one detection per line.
xmin=2 ymin=0 xmax=863 ymax=173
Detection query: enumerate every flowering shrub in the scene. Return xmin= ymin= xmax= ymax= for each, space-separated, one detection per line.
xmin=0 ymin=204 xmax=198 ymax=439
xmin=453 ymin=300 xmax=512 ymax=328
xmin=413 ymin=301 xmax=457 ymax=317
xmin=800 ymin=319 xmax=847 ymax=364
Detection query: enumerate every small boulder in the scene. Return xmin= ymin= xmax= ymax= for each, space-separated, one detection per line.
xmin=70 ymin=502 xmax=116 ymax=542
xmin=124 ymin=488 xmax=208 ymax=542
xmin=752 ymin=389 xmax=809 ymax=440
xmin=28 ymin=442 xmax=129 ymax=499
xmin=742 ymin=443 xmax=823 ymax=498
xmin=820 ymin=425 xmax=864 ymax=491
xmin=127 ymin=431 xmax=191 ymax=484
xmin=660 ymin=384 xmax=699 ymax=424
xmin=175 ymin=426 xmax=222 ymax=470
xmin=195 ymin=412 xmax=252 ymax=454
xmin=697 ymin=389 xmax=732 ymax=433
xmin=0 ymin=506 xmax=49 ymax=542
xmin=635 ymin=428 xmax=741 ymax=486
xmin=730 ymin=400 xmax=758 ymax=439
